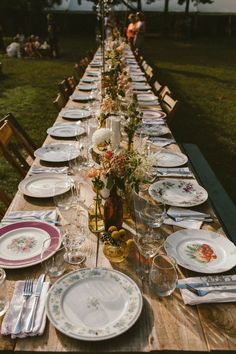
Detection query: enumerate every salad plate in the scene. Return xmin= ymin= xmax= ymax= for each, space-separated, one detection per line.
xmin=0 ymin=221 xmax=61 ymax=269
xmin=153 ymin=150 xmax=188 ymax=167
xmin=131 ymin=76 xmax=146 ymax=82
xmin=149 ymin=179 xmax=208 ymax=207
xmin=34 ymin=144 xmax=80 ymax=162
xmin=46 ymin=268 xmax=143 ymax=341
xmin=18 ymin=173 xmax=72 ymax=198
xmin=60 ymin=108 xmax=91 ymax=120
xmin=81 ymin=76 xmax=99 ymax=83
xmin=47 ymin=125 xmax=85 ymax=138
xmin=165 ymin=229 xmax=236 ymax=273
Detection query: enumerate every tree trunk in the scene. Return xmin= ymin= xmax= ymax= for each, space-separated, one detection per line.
xmin=185 ymin=0 xmax=190 ymax=14
xmin=164 ymin=0 xmax=169 ymax=13
xmin=137 ymin=0 xmax=142 ymax=11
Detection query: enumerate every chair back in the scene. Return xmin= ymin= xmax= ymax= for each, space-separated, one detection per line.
xmin=53 ymin=93 xmax=67 ymax=111
xmin=153 ymin=80 xmax=162 ymax=95
xmin=159 ymin=86 xmax=171 ymax=101
xmin=161 ymin=93 xmax=178 ymax=114
xmin=0 ymin=116 xmax=35 ymax=176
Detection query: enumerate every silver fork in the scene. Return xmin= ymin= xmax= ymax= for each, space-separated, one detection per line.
xmin=13 ymin=279 xmax=33 ymax=334
xmin=186 ymin=284 xmax=236 ymax=297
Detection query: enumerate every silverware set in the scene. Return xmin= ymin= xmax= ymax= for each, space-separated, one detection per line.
xmin=166 ymin=213 xmax=213 ymax=223
xmin=13 ymin=275 xmax=45 ymax=334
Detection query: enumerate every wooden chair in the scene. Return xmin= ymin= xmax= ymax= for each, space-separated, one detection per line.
xmin=57 ymin=79 xmax=72 ymax=99
xmin=3 ymin=113 xmax=37 ymax=150
xmin=0 ymin=116 xmax=35 ymax=177
xmin=67 ymin=76 xmax=78 ymax=92
xmin=161 ymin=92 xmax=179 ymax=115
xmin=53 ymin=93 xmax=67 ymax=111
xmin=152 ymin=80 xmax=162 ymax=95
xmin=159 ymin=86 xmax=171 ymax=101
xmin=0 ymin=190 xmax=11 ymax=219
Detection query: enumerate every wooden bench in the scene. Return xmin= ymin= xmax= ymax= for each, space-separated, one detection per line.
xmin=181 ymin=143 xmax=236 ymax=245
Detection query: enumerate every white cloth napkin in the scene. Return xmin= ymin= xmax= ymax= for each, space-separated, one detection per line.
xmin=1 ymin=281 xmax=49 ymax=338
xmin=1 ymin=210 xmax=57 ymax=225
xmin=164 ymin=207 xmax=205 ymax=229
xmin=29 ymin=166 xmax=68 ymax=175
xmin=178 ymin=275 xmax=236 ymax=305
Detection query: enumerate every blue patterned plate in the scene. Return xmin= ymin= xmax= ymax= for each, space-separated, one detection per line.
xmin=46 ymin=268 xmax=143 ymax=341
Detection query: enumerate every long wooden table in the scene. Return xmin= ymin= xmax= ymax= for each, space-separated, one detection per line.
xmin=1 ymin=47 xmax=236 ymax=353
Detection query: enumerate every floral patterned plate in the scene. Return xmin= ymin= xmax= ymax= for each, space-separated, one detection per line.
xmin=165 ymin=229 xmax=236 ymax=273
xmin=46 ymin=268 xmax=143 ymax=341
xmin=0 ymin=221 xmax=60 ymax=269
xmin=34 ymin=144 xmax=80 ymax=162
xmin=149 ymin=179 xmax=208 ymax=207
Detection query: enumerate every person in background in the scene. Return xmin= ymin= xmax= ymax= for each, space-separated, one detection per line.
xmin=134 ymin=12 xmax=145 ymax=52
xmin=126 ymin=13 xmax=136 ymax=49
xmin=47 ymin=13 xmax=59 ymax=58
xmin=6 ymin=37 xmax=21 ymax=58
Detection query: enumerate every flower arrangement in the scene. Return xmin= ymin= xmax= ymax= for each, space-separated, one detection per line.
xmin=92 ymin=128 xmax=112 ymax=150
xmin=121 ymin=94 xmax=143 ymax=151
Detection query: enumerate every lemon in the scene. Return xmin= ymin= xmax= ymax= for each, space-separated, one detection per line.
xmin=126 ymin=239 xmax=135 ymax=248
xmin=111 ymin=231 xmax=120 ymax=239
xmin=118 ymin=229 xmax=126 ymax=237
xmin=108 ymin=226 xmax=117 ymax=232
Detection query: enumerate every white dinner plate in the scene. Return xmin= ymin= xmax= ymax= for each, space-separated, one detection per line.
xmin=154 ymin=150 xmax=188 ymax=167
xmin=47 ymin=125 xmax=85 ymax=138
xmin=149 ymin=179 xmax=208 ymax=207
xmin=60 ymin=108 xmax=91 ymax=120
xmin=18 ymin=173 xmax=72 ymax=198
xmin=34 ymin=144 xmax=80 ymax=162
xmin=77 ymin=84 xmax=97 ymax=91
xmin=132 ymin=83 xmax=151 ymax=91
xmin=137 ymin=125 xmax=170 ymax=137
xmin=81 ymin=76 xmax=99 ymax=83
xmin=165 ymin=229 xmax=236 ymax=273
xmin=142 ymin=109 xmax=166 ymax=119
xmin=70 ymin=93 xmax=96 ymax=101
xmin=137 ymin=94 xmax=158 ymax=102
xmin=0 ymin=221 xmax=61 ymax=269
xmin=85 ymin=70 xmax=100 ymax=77
xmin=46 ymin=268 xmax=143 ymax=341
xmin=131 ymin=76 xmax=146 ymax=82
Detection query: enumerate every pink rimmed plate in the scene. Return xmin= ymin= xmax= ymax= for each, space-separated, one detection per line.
xmin=0 ymin=221 xmax=60 ymax=269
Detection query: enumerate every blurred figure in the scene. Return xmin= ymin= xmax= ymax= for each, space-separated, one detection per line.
xmin=126 ymin=13 xmax=136 ymax=49
xmin=47 ymin=13 xmax=59 ymax=58
xmin=6 ymin=37 xmax=21 ymax=58
xmin=134 ymin=12 xmax=145 ymax=52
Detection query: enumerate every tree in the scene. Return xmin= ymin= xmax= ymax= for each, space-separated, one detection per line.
xmin=178 ymin=0 xmax=213 ymax=15
xmin=0 ymin=0 xmax=61 ymax=12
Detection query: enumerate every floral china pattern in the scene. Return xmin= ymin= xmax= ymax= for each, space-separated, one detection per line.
xmin=186 ymin=243 xmax=217 ymax=263
xmin=46 ymin=268 xmax=143 ymax=340
xmin=7 ymin=236 xmax=37 ymax=254
xmin=149 ymin=180 xmax=208 ymax=207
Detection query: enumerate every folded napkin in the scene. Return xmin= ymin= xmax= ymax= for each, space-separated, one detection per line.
xmin=30 ymin=166 xmax=68 ymax=175
xmin=151 ymin=167 xmax=193 ymax=177
xmin=1 ymin=280 xmax=49 ymax=338
xmin=164 ymin=207 xmax=205 ymax=229
xmin=178 ymin=275 xmax=236 ymax=305
xmin=1 ymin=209 xmax=57 ymax=225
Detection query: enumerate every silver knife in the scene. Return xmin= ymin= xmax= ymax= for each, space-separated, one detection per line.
xmin=25 ymin=274 xmax=45 ymax=333
xmin=177 ymin=280 xmax=236 ymax=289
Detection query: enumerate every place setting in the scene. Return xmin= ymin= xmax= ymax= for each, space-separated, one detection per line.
xmin=59 ymin=107 xmax=91 ymax=120
xmin=47 ymin=124 xmax=85 ymax=138
xmin=34 ymin=143 xmax=80 ymax=163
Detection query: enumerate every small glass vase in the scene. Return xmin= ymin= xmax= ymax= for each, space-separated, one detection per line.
xmin=103 ymin=241 xmax=129 ymax=263
xmin=88 ymin=195 xmax=105 ymax=234
xmin=104 ymin=186 xmax=123 ymax=230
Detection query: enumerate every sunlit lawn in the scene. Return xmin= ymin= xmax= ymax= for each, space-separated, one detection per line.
xmin=0 ymin=34 xmax=236 ymax=206
xmin=144 ymin=36 xmax=236 ymax=204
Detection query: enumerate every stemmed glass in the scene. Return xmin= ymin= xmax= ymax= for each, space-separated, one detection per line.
xmin=132 ymin=190 xmax=166 ymax=279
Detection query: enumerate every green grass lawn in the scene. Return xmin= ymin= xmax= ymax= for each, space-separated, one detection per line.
xmin=143 ymin=36 xmax=236 ymax=204
xmin=0 ymin=34 xmax=236 ymax=206
xmin=0 ymin=35 xmax=96 ymax=198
